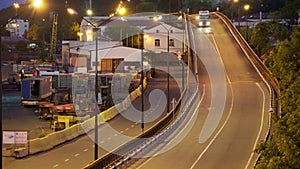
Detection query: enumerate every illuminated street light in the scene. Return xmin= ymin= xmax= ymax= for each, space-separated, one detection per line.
xmin=153 ymin=18 xmax=173 ymax=114
xmin=86 ymin=9 xmax=93 ymax=16
xmin=14 ymin=3 xmax=20 ymax=16
xmin=32 ymin=0 xmax=43 ymax=8
xmin=244 ymin=4 xmax=250 ymax=41
xmin=118 ymin=7 xmax=126 ymax=15
xmin=68 ymin=4 xmax=126 ymax=160
xmin=231 ymin=0 xmax=239 ymax=21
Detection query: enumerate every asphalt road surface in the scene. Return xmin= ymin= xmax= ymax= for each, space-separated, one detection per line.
xmin=128 ymin=16 xmax=270 ymax=169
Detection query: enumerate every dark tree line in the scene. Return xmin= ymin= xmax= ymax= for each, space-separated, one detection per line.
xmin=255 ymin=27 xmax=300 ymax=169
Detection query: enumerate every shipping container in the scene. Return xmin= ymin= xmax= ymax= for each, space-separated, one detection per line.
xmin=21 ymin=76 xmax=52 ymax=106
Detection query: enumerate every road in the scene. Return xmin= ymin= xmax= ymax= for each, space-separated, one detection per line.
xmin=128 ymin=16 xmax=270 ymax=169
xmin=2 ymin=68 xmax=183 ymax=169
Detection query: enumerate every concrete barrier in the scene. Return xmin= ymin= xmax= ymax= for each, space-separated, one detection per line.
xmin=15 ymin=79 xmax=149 ymax=157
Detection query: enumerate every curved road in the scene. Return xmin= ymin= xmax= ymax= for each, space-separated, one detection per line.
xmin=128 ymin=16 xmax=270 ymax=169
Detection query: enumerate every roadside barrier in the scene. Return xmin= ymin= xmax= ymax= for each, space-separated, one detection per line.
xmin=5 ymin=77 xmax=148 ymax=157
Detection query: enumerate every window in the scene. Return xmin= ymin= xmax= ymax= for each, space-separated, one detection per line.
xmin=169 ymin=39 xmax=174 ymax=47
xmin=170 ymin=30 xmax=173 ymax=33
xmin=155 ymin=39 xmax=160 ymax=47
xmin=156 ymin=29 xmax=159 ymax=33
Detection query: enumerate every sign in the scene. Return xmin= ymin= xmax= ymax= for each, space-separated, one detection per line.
xmin=15 ymin=131 xmax=28 ymax=144
xmin=3 ymin=131 xmax=28 ymax=144
xmin=3 ymin=131 xmax=15 ymax=144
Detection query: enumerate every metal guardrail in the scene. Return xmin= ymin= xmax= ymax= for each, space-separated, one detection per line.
xmin=213 ymin=11 xmax=280 ymax=168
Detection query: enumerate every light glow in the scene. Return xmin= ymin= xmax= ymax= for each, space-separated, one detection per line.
xmin=32 ymin=0 xmax=43 ymax=8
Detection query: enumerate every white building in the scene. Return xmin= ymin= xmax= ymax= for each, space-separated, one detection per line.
xmin=6 ymin=19 xmax=29 ymax=37
xmin=143 ymin=22 xmax=184 ymax=54
xmin=62 ymin=40 xmax=142 ymax=73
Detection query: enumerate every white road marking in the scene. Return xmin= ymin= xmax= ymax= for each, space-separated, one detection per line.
xmin=74 ymin=153 xmax=79 ymax=157
xmin=131 ymin=125 xmax=135 ymax=128
xmin=125 ymin=128 xmax=129 ymax=131
xmin=244 ymin=83 xmax=266 ymax=169
xmin=190 ymin=33 xmax=234 ymax=169
xmin=136 ymin=84 xmax=205 ymax=169
xmin=65 ymin=158 xmax=69 ymax=162
xmin=53 ymin=164 xmax=59 ymax=168
xmin=83 ymin=149 xmax=88 ymax=152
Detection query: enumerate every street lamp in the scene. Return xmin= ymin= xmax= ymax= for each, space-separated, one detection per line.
xmin=140 ymin=31 xmax=144 ymax=132
xmin=68 ymin=4 xmax=126 ymax=160
xmin=13 ymin=3 xmax=21 ymax=16
xmin=231 ymin=0 xmax=239 ymax=22
xmin=244 ymin=4 xmax=250 ymax=41
xmin=0 ymin=0 xmax=43 ymax=165
xmin=153 ymin=17 xmax=173 ymax=114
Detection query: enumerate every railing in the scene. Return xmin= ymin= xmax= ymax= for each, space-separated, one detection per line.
xmin=213 ymin=11 xmax=280 ymax=168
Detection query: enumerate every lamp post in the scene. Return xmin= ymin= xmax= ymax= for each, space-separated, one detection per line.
xmin=0 ymin=0 xmax=43 ymax=165
xmin=67 ymin=5 xmax=126 ymax=160
xmin=244 ymin=4 xmax=250 ymax=41
xmin=153 ymin=17 xmax=172 ymax=113
xmin=140 ymin=31 xmax=144 ymax=132
xmin=232 ymin=0 xmax=239 ymax=24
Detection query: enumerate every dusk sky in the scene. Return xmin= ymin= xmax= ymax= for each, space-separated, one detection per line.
xmin=0 ymin=0 xmax=26 ymax=10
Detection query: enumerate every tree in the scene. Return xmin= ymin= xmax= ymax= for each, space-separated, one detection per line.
xmin=25 ymin=24 xmax=39 ymax=41
xmin=250 ymin=21 xmax=291 ymax=56
xmin=255 ymin=27 xmax=300 ymax=169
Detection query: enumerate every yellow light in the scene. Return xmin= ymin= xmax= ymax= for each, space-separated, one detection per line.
xmin=67 ymin=8 xmax=78 ymax=15
xmin=143 ymin=34 xmax=149 ymax=39
xmin=86 ymin=9 xmax=93 ymax=16
xmin=32 ymin=0 xmax=43 ymax=8
xmin=233 ymin=0 xmax=238 ymax=3
xmin=244 ymin=4 xmax=250 ymax=11
xmin=14 ymin=3 xmax=20 ymax=9
xmin=153 ymin=15 xmax=162 ymax=22
xmin=118 ymin=7 xmax=126 ymax=15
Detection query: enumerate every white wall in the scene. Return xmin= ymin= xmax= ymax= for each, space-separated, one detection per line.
xmin=143 ymin=23 xmax=184 ymax=54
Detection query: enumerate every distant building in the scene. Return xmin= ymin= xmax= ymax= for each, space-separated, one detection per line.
xmin=5 ymin=19 xmax=29 ymax=38
xmin=143 ymin=22 xmax=184 ymax=54
xmin=62 ymin=40 xmax=141 ymax=73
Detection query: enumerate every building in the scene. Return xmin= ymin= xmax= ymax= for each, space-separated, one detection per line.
xmin=5 ymin=19 xmax=29 ymax=38
xmin=62 ymin=40 xmax=142 ymax=73
xmin=78 ymin=15 xmax=184 ymax=54
xmin=143 ymin=22 xmax=184 ymax=54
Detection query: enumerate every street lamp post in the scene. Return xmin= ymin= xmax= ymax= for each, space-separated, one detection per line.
xmin=140 ymin=32 xmax=144 ymax=132
xmin=153 ymin=19 xmax=173 ymax=114
xmin=232 ymin=0 xmax=239 ymax=25
xmin=244 ymin=4 xmax=250 ymax=41
xmin=68 ymin=4 xmax=126 ymax=160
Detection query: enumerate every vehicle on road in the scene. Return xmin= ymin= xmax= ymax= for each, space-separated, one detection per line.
xmin=197 ymin=10 xmax=210 ymax=27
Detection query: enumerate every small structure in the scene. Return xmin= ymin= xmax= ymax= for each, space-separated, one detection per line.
xmin=5 ymin=19 xmax=29 ymax=38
